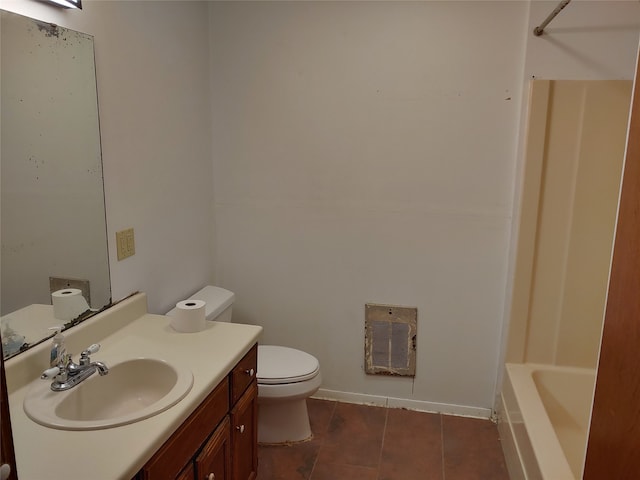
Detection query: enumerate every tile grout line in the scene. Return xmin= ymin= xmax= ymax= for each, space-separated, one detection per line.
xmin=308 ymin=399 xmax=337 ymax=480
xmin=440 ymin=413 xmax=446 ymax=480
xmin=375 ymin=406 xmax=390 ymax=480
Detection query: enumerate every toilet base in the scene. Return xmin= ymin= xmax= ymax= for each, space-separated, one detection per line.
xmin=258 ymin=398 xmax=312 ymax=444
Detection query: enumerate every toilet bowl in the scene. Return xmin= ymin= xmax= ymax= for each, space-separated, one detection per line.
xmin=257 ymin=345 xmax=321 ymax=444
xmin=167 ymin=286 xmax=321 ymax=444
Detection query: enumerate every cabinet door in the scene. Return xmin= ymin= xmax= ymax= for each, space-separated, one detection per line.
xmin=195 ymin=416 xmax=231 ymax=480
xmin=140 ymin=378 xmax=229 ymax=479
xmin=176 ymin=462 xmax=194 ymax=480
xmin=230 ymin=381 xmax=257 ymax=480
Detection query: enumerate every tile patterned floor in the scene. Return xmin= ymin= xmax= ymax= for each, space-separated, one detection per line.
xmin=257 ymin=399 xmax=509 ymax=480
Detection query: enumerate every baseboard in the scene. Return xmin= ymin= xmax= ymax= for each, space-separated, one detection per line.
xmin=312 ymin=388 xmax=492 ymax=419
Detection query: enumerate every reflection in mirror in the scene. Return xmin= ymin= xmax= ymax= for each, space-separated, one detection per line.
xmin=0 ymin=10 xmax=111 ymax=360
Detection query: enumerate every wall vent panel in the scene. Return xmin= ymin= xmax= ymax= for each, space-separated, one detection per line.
xmin=365 ymin=303 xmax=417 ymax=376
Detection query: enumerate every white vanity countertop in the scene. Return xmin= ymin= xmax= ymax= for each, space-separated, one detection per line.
xmin=5 ymin=293 xmax=262 ymax=480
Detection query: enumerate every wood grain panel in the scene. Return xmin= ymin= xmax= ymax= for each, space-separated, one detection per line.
xmin=583 ymin=52 xmax=640 ymax=478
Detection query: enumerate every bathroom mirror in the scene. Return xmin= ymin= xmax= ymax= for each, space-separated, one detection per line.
xmin=0 ymin=10 xmax=111 ymax=360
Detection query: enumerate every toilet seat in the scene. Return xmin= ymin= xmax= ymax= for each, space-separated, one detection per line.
xmin=258 ymin=345 xmax=320 ymax=385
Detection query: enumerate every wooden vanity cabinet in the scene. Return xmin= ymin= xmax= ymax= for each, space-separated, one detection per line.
xmin=137 ymin=344 xmax=258 ymax=480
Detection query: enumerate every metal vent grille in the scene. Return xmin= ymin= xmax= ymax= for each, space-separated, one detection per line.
xmin=365 ymin=303 xmax=417 ymax=376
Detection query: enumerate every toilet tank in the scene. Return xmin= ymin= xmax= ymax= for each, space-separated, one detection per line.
xmin=167 ymin=286 xmax=235 ymax=322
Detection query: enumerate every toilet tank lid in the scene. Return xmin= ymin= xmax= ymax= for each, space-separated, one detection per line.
xmin=167 ymin=285 xmax=235 ymax=322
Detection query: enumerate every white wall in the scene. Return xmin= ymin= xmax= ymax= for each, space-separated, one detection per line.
xmin=0 ymin=0 xmax=215 ymax=314
xmin=209 ymin=1 xmax=529 ymax=413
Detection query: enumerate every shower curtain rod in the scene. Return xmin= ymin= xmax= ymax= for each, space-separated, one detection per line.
xmin=533 ymin=0 xmax=572 ymax=36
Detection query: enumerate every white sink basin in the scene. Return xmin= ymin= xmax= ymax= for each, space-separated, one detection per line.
xmin=24 ymin=357 xmax=193 ymax=430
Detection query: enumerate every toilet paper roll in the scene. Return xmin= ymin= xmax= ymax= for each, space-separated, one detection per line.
xmin=170 ymin=300 xmax=206 ymax=333
xmin=52 ymin=288 xmax=90 ymax=321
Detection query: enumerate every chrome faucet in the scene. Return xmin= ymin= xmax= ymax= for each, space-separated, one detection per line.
xmin=41 ymin=343 xmax=109 ymax=391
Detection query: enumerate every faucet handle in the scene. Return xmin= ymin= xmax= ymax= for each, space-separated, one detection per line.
xmin=79 ymin=343 xmax=100 ymax=366
xmin=82 ymin=343 xmax=100 ymax=356
xmin=41 ymin=366 xmax=60 ymax=379
xmin=41 ymin=351 xmax=72 ymax=379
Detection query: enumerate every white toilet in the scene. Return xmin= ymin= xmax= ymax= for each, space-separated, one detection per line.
xmin=167 ymin=286 xmax=322 ymax=444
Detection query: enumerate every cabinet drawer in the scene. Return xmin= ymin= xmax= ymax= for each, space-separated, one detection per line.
xmin=230 ymin=344 xmax=257 ymax=405
xmin=141 ymin=377 xmax=229 ymax=479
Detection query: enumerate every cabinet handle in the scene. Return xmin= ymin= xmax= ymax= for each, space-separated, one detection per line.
xmin=236 ymin=424 xmax=245 ymax=433
xmin=205 ymin=474 xmax=215 ymax=480
xmin=0 ymin=464 xmax=11 ymax=480
xmin=245 ymin=368 xmax=255 ymax=377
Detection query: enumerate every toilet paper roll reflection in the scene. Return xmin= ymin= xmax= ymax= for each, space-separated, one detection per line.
xmin=52 ymin=288 xmax=90 ymax=321
xmin=170 ymin=300 xmax=206 ymax=333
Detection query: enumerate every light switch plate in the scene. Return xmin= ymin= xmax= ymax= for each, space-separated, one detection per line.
xmin=116 ymin=228 xmax=135 ymax=261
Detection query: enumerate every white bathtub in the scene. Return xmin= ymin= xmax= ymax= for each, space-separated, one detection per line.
xmin=498 ymin=363 xmax=596 ymax=480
